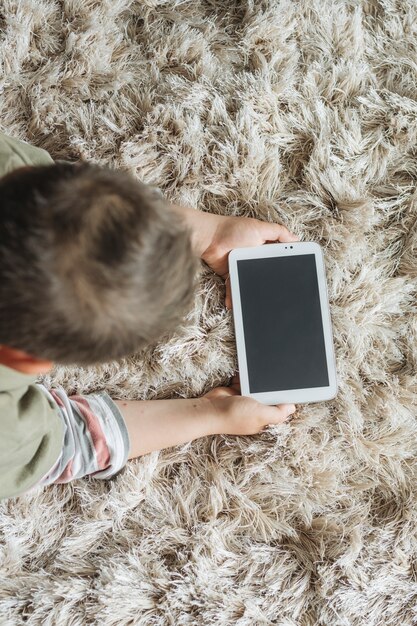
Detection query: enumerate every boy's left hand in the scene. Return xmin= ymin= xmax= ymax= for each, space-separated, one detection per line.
xmin=201 ymin=215 xmax=299 ymax=309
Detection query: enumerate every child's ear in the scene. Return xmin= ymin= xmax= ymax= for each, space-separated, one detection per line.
xmin=0 ymin=345 xmax=53 ymax=374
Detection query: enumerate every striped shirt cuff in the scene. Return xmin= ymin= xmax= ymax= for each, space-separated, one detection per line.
xmin=36 ymin=386 xmax=130 ymax=486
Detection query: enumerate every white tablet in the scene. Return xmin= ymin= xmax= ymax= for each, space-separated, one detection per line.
xmin=228 ymin=242 xmax=337 ymax=405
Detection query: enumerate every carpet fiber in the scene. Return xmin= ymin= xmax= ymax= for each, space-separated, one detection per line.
xmin=1 ymin=1 xmax=417 ymax=624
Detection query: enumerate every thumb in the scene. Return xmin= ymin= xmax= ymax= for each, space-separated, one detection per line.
xmin=260 ymin=222 xmax=299 ymax=243
xmin=264 ymin=403 xmax=296 ymax=425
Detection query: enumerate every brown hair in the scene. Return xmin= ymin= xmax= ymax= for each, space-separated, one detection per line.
xmin=0 ymin=163 xmax=198 ymax=364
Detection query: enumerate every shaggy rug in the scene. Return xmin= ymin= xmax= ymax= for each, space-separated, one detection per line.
xmin=1 ymin=0 xmax=417 ymax=624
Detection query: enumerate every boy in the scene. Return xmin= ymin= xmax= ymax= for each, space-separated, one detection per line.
xmin=0 ymin=131 xmax=298 ymax=500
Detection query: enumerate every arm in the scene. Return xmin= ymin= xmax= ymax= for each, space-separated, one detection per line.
xmin=116 ymin=387 xmax=296 ymax=459
xmin=1 ymin=378 xmax=294 ymax=501
xmin=116 ymin=397 xmax=215 ymax=458
xmin=172 ymin=204 xmax=298 ymax=263
xmin=171 ymin=204 xmax=221 ymax=257
xmin=171 ymin=203 xmax=298 ymax=308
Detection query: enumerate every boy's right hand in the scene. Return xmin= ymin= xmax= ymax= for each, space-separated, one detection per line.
xmin=203 ymin=377 xmax=296 ymax=436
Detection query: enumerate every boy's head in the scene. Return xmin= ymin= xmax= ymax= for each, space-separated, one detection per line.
xmin=0 ymin=163 xmax=197 ymax=366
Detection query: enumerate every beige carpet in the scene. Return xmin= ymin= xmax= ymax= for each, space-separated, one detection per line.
xmin=1 ymin=0 xmax=417 ymax=624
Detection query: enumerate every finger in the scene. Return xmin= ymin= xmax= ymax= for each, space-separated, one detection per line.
xmin=225 ymin=274 xmax=232 ymax=309
xmin=261 ymin=222 xmax=299 ymax=243
xmin=264 ymin=403 xmax=296 ymax=425
xmin=229 ymin=375 xmax=241 ymax=393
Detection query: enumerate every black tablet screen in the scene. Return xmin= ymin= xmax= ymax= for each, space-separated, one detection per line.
xmin=237 ymin=254 xmax=329 ymax=393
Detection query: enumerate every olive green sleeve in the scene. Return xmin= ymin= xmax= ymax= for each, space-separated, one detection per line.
xmin=0 ymin=365 xmax=64 ymax=499
xmin=0 ymin=134 xmax=61 ymax=499
xmin=0 ymin=130 xmax=53 ymax=176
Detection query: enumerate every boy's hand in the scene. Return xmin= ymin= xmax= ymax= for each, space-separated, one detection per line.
xmin=201 ymin=215 xmax=298 ymax=308
xmin=118 ymin=375 xmax=296 ymax=459
xmin=203 ymin=376 xmax=296 ymax=435
xmin=172 ymin=205 xmax=298 ymax=308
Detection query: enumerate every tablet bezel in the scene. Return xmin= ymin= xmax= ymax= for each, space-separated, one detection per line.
xmin=228 ymin=241 xmax=337 ymax=405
